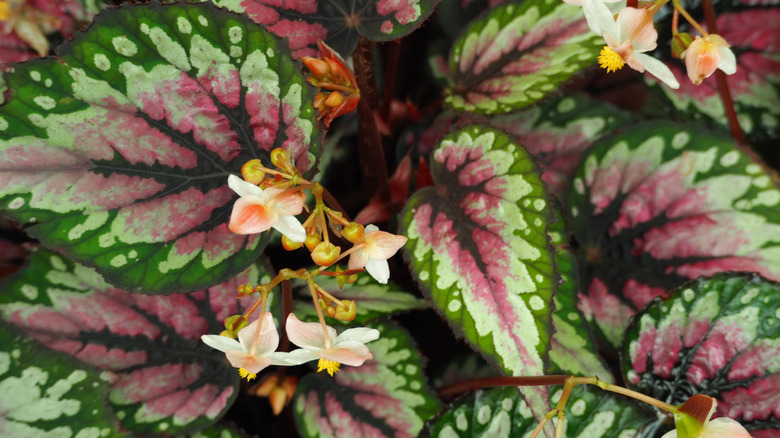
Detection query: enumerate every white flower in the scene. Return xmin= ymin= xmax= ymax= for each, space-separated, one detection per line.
xmin=563 ymin=0 xmax=623 ymax=36
xmin=347 ymin=224 xmax=407 ymax=284
xmin=682 ymin=34 xmax=736 ymax=85
xmin=227 ymin=174 xmax=306 ymax=242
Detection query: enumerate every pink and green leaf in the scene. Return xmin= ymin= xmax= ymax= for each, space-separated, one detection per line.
xmin=209 ymin=0 xmax=440 ymax=58
xmin=621 ymin=273 xmax=780 ymax=436
xmin=649 ymin=8 xmax=780 ymax=140
xmin=445 ymin=0 xmax=602 ymax=114
xmin=0 ymin=321 xmax=126 ymax=438
xmin=400 ymin=125 xmax=556 ymax=418
xmin=293 ymin=320 xmax=441 ymax=438
xmin=569 ymin=122 xmax=780 ymax=348
xmin=0 ymin=248 xmax=266 ymax=435
xmin=293 ymin=274 xmax=428 ymax=325
xmin=424 ymin=385 xmax=651 ymax=437
xmin=0 ymin=2 xmax=322 ymax=294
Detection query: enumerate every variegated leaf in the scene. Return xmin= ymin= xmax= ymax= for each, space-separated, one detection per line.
xmin=569 ymin=122 xmax=780 ymax=348
xmin=0 ymin=248 xmax=266 ymax=435
xmin=401 ymin=125 xmax=556 ymax=418
xmin=0 ymin=1 xmax=321 ymax=293
xmin=445 ymin=0 xmax=601 ymax=114
xmin=621 ymin=273 xmax=780 ymax=437
xmin=0 ymin=321 xmax=126 ymax=438
xmin=293 ymin=274 xmax=428 ymax=325
xmin=649 ymin=8 xmax=780 ymax=140
xmin=424 ymin=385 xmax=650 ymax=437
xmin=209 ymin=0 xmax=441 ymax=58
xmin=293 ymin=320 xmax=441 ymax=438
xmin=547 ymin=210 xmax=612 ymax=381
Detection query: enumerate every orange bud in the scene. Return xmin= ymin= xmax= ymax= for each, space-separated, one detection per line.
xmin=282 ymin=234 xmax=304 ymax=251
xmin=341 ymin=222 xmax=364 ymax=243
xmin=301 ymin=56 xmax=330 ymax=79
xmin=269 ymin=387 xmax=288 ymax=416
xmin=304 ymin=233 xmax=321 ymax=251
xmin=333 ymin=300 xmax=357 ymax=321
xmin=325 ymin=305 xmax=336 ymax=318
xmin=324 ymin=91 xmax=344 ymax=108
xmin=270 ymin=148 xmax=290 ymax=169
xmin=311 ymin=241 xmax=341 ymax=266
xmin=241 ymin=159 xmax=266 ymax=185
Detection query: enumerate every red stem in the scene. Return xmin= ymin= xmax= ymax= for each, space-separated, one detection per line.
xmin=437 ymin=375 xmax=571 ymax=399
xmin=701 ymin=0 xmax=745 ymax=144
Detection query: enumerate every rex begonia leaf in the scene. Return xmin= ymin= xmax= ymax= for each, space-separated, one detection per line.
xmin=292 ymin=274 xmax=428 ymax=325
xmin=445 ymin=0 xmax=601 ymax=114
xmin=401 ymin=125 xmax=557 ymax=418
xmin=209 ymin=0 xmax=441 ymax=58
xmin=424 ymin=385 xmax=650 ymax=437
xmin=0 ymin=320 xmax=126 ymax=438
xmin=0 ymin=1 xmax=321 ymax=294
xmin=569 ymin=122 xmax=780 ymax=348
xmin=649 ymin=7 xmax=780 ymax=140
xmin=0 ymin=248 xmax=266 ymax=435
xmin=293 ymin=320 xmax=441 ymax=438
xmin=621 ymin=273 xmax=780 ymax=437
xmin=547 ymin=210 xmax=612 ymax=381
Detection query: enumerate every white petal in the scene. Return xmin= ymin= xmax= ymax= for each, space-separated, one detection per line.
xmin=254 ymin=312 xmax=281 ymax=356
xmin=336 ymin=327 xmax=381 ymax=344
xmin=365 ymin=258 xmax=390 ymax=284
xmin=582 ymin=0 xmax=616 ymax=36
xmin=365 ymin=224 xmax=379 ymax=233
xmin=272 ymin=214 xmax=307 ymax=242
xmin=285 ymin=314 xmax=336 ymax=349
xmin=636 ymin=53 xmax=680 ymax=89
xmin=269 ymin=349 xmax=318 ymax=366
xmin=718 ymin=47 xmax=737 ymax=75
xmin=228 ymin=174 xmax=264 ymax=198
xmin=201 ymin=334 xmax=241 ymax=353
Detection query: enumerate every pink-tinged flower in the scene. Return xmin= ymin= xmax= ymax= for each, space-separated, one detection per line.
xmin=596 ymin=7 xmax=680 ymax=89
xmin=281 ymin=314 xmax=380 ymax=376
xmin=563 ymin=0 xmax=622 ymax=36
xmin=201 ymin=312 xmax=288 ymax=380
xmin=662 ymin=394 xmax=753 ymax=438
xmin=227 ymin=174 xmax=306 ymax=242
xmin=347 ymin=224 xmax=408 ymax=284
xmin=682 ymin=34 xmax=736 ymax=85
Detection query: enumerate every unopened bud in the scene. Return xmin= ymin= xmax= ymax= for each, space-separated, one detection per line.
xmin=325 ymin=305 xmax=336 ymax=318
xmin=333 ymin=300 xmax=357 ymax=321
xmin=311 ymin=241 xmax=341 ymax=266
xmin=241 ymin=159 xmax=266 ymax=185
xmin=304 ymin=233 xmax=321 ymax=251
xmin=282 ymin=234 xmax=304 ymax=251
xmin=341 ymin=222 xmax=364 ymax=243
xmin=324 ymin=91 xmax=344 ymax=108
xmin=302 ymin=57 xmax=330 ymax=79
xmin=672 ymin=32 xmax=694 ymax=59
xmin=270 ymin=148 xmax=291 ymax=170
xmin=269 ymin=387 xmax=289 ymax=416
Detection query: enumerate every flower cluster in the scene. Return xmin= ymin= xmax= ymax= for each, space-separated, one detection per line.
xmin=301 ymin=40 xmax=360 ymax=127
xmin=569 ymin=0 xmax=737 ymax=88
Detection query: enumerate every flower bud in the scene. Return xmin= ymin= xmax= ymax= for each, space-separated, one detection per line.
xmin=270 ymin=148 xmax=291 ymax=169
xmin=301 ymin=57 xmax=330 ymax=79
xmin=671 ymin=32 xmax=693 ymax=59
xmin=325 ymin=305 xmax=336 ymax=318
xmin=311 ymin=241 xmax=341 ymax=266
xmin=241 ymin=159 xmax=266 ymax=185
xmin=282 ymin=234 xmax=304 ymax=251
xmin=333 ymin=300 xmax=357 ymax=321
xmin=324 ymin=91 xmax=344 ymax=108
xmin=304 ymin=233 xmax=321 ymax=251
xmin=341 ymin=222 xmax=365 ymax=243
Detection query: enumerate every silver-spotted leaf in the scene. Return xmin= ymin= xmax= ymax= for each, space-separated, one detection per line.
xmin=401 ymin=125 xmax=556 ymax=417
xmin=649 ymin=8 xmax=780 ymax=140
xmin=446 ymin=0 xmax=601 ymax=114
xmin=621 ymin=273 xmax=780 ymax=437
xmin=569 ymin=122 xmax=780 ymax=348
xmin=0 ymin=248 xmax=266 ymax=435
xmin=293 ymin=274 xmax=428 ymax=325
xmin=210 ymin=0 xmax=440 ymax=58
xmin=424 ymin=385 xmax=651 ymax=437
xmin=547 ymin=210 xmax=612 ymax=381
xmin=0 ymin=1 xmax=321 ymax=294
xmin=0 ymin=321 xmax=126 ymax=438
xmin=293 ymin=320 xmax=441 ymax=438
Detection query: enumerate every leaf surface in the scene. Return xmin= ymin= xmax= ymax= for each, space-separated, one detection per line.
xmin=401 ymin=125 xmax=556 ymax=417
xmin=569 ymin=122 xmax=780 ymax=347
xmin=621 ymin=273 xmax=780 ymax=436
xmin=0 ymin=321 xmax=126 ymax=438
xmin=293 ymin=320 xmax=441 ymax=438
xmin=0 ymin=249 xmax=266 ymax=435
xmin=446 ymin=0 xmax=601 ymax=114
xmin=0 ymin=1 xmax=321 ymax=293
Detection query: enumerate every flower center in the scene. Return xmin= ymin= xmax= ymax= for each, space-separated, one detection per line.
xmin=317 ymin=358 xmax=341 ymax=376
xmin=598 ymin=46 xmax=625 ymax=73
xmin=238 ymin=368 xmax=257 ymax=381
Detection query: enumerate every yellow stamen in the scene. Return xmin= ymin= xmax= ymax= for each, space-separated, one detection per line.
xmin=317 ymin=358 xmax=341 ymax=376
xmin=238 ymin=368 xmax=257 ymax=381
xmin=0 ymin=2 xmax=10 ymax=21
xmin=598 ymin=46 xmax=625 ymax=73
